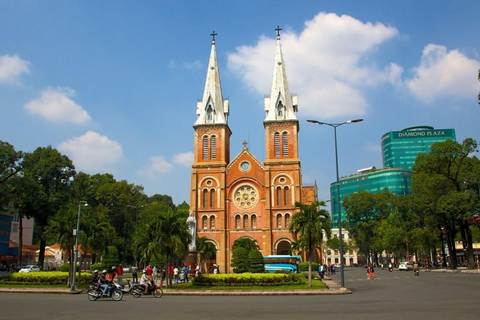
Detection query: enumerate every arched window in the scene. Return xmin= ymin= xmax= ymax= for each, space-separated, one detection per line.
xmin=206 ymin=104 xmax=213 ymax=122
xmin=282 ymin=132 xmax=288 ymax=156
xmin=202 ymin=189 xmax=208 ymax=208
xmin=277 ymin=101 xmax=284 ymax=118
xmin=251 ymin=214 xmax=257 ymax=229
xmin=235 ymin=215 xmax=241 ymax=229
xmin=284 ymin=186 xmax=289 ymax=206
xmin=210 ymin=216 xmax=215 ymax=230
xmin=274 ymin=132 xmax=280 ymax=157
xmin=202 ymin=216 xmax=207 ymax=230
xmin=202 ymin=136 xmax=208 ymax=160
xmin=276 ymin=214 xmax=282 ymax=228
xmin=285 ymin=213 xmax=291 ymax=228
xmin=276 ymin=186 xmax=282 ymax=206
xmin=243 ymin=215 xmax=248 ymax=229
xmin=211 ymin=136 xmax=216 ymax=160
xmin=210 ymin=189 xmax=215 ymax=208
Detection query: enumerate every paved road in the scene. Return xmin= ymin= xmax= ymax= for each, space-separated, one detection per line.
xmin=1 ymin=267 xmax=479 ymax=320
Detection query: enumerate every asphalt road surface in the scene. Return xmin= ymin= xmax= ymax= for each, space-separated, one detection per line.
xmin=1 ymin=267 xmax=479 ymax=320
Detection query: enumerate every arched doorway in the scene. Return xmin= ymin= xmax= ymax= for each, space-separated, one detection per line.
xmin=276 ymin=240 xmax=292 ymax=255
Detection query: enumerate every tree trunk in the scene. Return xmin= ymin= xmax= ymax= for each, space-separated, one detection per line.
xmin=18 ymin=215 xmax=23 ymax=267
xmin=38 ymin=236 xmax=46 ymax=270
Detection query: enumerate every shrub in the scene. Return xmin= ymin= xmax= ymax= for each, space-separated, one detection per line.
xmin=192 ymin=273 xmax=306 ymax=287
xmin=299 ymin=262 xmax=319 ymax=272
xmin=231 ymin=247 xmax=249 ymax=273
xmin=90 ymin=263 xmax=103 ymax=271
xmin=248 ymin=250 xmax=265 ymax=273
xmin=0 ymin=272 xmax=92 ymax=286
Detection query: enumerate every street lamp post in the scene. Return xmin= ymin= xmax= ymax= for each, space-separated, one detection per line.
xmin=307 ymin=118 xmax=363 ymax=288
xmin=71 ymin=200 xmax=87 ymax=291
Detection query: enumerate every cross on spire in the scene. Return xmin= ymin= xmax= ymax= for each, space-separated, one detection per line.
xmin=210 ymin=31 xmax=217 ymax=43
xmin=243 ymin=140 xmax=248 ymax=149
xmin=275 ymin=26 xmax=282 ymax=39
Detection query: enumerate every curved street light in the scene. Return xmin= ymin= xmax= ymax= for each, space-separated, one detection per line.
xmin=307 ymin=118 xmax=363 ymax=289
xmin=71 ymin=200 xmax=87 ymax=291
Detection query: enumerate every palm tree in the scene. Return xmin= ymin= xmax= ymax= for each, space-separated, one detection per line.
xmin=196 ymin=237 xmax=217 ymax=274
xmin=289 ymin=201 xmax=332 ymax=287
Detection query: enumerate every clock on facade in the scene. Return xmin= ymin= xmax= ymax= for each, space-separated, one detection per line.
xmin=234 ymin=185 xmax=258 ymax=209
xmin=240 ymin=161 xmax=250 ymax=172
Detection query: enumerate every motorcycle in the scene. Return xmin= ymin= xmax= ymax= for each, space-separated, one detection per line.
xmin=87 ymin=282 xmax=124 ymax=301
xmin=388 ymin=265 xmax=393 ymax=272
xmin=130 ymin=281 xmax=163 ymax=298
xmin=414 ymin=269 xmax=419 ymax=276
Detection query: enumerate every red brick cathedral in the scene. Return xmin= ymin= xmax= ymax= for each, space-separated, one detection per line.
xmin=189 ymin=29 xmax=316 ymax=273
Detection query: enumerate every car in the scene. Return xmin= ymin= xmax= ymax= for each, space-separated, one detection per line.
xmin=398 ymin=262 xmax=413 ymax=271
xmin=18 ymin=265 xmax=41 ymax=273
xmin=122 ymin=265 xmax=131 ymax=273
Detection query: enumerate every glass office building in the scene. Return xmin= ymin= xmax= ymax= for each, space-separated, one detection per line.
xmin=382 ymin=126 xmax=456 ymax=170
xmin=330 ymin=126 xmax=455 ymax=228
xmin=330 ymin=168 xmax=412 ymax=228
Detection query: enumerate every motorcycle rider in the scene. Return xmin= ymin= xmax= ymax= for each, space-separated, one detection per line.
xmin=99 ymin=270 xmax=112 ymax=295
xmin=91 ymin=270 xmax=99 ymax=285
xmin=388 ymin=262 xmax=393 ymax=271
xmin=139 ymin=270 xmax=150 ymax=294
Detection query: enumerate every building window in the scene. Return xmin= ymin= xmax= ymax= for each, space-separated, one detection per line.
xmin=276 ymin=186 xmax=282 ymax=206
xmin=211 ymin=136 xmax=216 ymax=159
xmin=210 ymin=216 xmax=215 ymax=229
xmin=210 ymin=189 xmax=215 ymax=208
xmin=243 ymin=215 xmax=248 ymax=229
xmin=251 ymin=214 xmax=257 ymax=229
xmin=276 ymin=214 xmax=282 ymax=228
xmin=274 ymin=132 xmax=280 ymax=157
xmin=235 ymin=215 xmax=241 ymax=229
xmin=202 ymin=216 xmax=207 ymax=230
xmin=284 ymin=186 xmax=289 ymax=206
xmin=202 ymin=136 xmax=208 ymax=160
xmin=202 ymin=189 xmax=208 ymax=208
xmin=206 ymin=105 xmax=213 ymax=122
xmin=282 ymin=132 xmax=288 ymax=156
xmin=285 ymin=213 xmax=290 ymax=227
xmin=277 ymin=101 xmax=284 ymax=118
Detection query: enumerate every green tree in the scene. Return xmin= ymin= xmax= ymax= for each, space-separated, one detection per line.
xmin=231 ymin=247 xmax=249 ymax=273
xmin=196 ymin=237 xmax=217 ymax=274
xmin=412 ymin=138 xmax=480 ymax=269
xmin=232 ymin=237 xmax=259 ymax=252
xmin=289 ymin=201 xmax=331 ymax=286
xmin=248 ymin=250 xmax=265 ymax=273
xmin=18 ymin=146 xmax=75 ymax=269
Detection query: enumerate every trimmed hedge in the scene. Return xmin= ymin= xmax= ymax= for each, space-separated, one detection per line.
xmin=192 ymin=273 xmax=306 ymax=287
xmin=299 ymin=262 xmax=319 ymax=272
xmin=0 ymin=271 xmax=92 ymax=285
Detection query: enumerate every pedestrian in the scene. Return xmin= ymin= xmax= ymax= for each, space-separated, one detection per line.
xmin=116 ymin=264 xmax=123 ymax=284
xmin=184 ymin=264 xmax=189 ymax=282
xmin=131 ymin=265 xmax=138 ymax=284
xmin=153 ymin=266 xmax=158 ymax=282
xmin=318 ymin=264 xmax=324 ymax=279
xmin=173 ymin=266 xmax=179 ymax=284
xmin=195 ymin=264 xmax=200 ymax=277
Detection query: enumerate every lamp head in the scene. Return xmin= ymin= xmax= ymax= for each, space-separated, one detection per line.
xmin=347 ymin=119 xmax=363 ymax=124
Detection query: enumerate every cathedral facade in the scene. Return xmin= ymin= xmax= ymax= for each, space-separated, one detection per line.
xmin=189 ymin=30 xmax=316 ymax=273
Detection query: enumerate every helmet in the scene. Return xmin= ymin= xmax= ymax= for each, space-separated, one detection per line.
xmin=102 ymin=270 xmax=107 ymax=274
xmin=143 ymin=270 xmax=146 ymax=273
xmin=94 ymin=270 xmax=98 ymax=274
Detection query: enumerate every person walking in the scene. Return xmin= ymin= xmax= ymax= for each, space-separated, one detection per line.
xmin=131 ymin=265 xmax=138 ymax=284
xmin=116 ymin=264 xmax=123 ymax=284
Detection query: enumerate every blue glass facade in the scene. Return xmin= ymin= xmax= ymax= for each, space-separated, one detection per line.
xmin=382 ymin=126 xmax=456 ymax=170
xmin=330 ymin=168 xmax=412 ymax=228
xmin=330 ymin=126 xmax=456 ymax=228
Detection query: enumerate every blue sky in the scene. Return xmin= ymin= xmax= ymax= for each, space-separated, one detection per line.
xmin=1 ymin=1 xmax=479 ymax=206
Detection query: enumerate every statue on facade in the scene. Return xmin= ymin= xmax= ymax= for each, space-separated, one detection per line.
xmin=187 ymin=211 xmax=197 ymax=251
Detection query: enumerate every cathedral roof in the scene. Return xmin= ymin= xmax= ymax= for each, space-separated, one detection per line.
xmin=195 ymin=32 xmax=229 ymax=126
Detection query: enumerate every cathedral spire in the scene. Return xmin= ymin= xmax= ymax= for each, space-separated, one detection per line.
xmin=264 ymin=26 xmax=298 ymax=121
xmin=195 ymin=31 xmax=229 ymax=125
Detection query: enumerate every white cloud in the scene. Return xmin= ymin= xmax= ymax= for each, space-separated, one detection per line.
xmin=57 ymin=131 xmax=123 ymax=172
xmin=145 ymin=156 xmax=173 ymax=174
xmin=24 ymin=87 xmax=92 ymax=124
xmin=168 ymin=59 xmax=203 ymax=69
xmin=173 ymin=152 xmax=194 ymax=167
xmin=228 ymin=12 xmax=400 ymax=119
xmin=406 ymin=44 xmax=480 ymax=104
xmin=0 ymin=54 xmax=30 ymax=84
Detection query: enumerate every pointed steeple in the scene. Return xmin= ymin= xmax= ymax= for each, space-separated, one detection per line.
xmin=264 ymin=26 xmax=298 ymax=121
xmin=195 ymin=31 xmax=229 ymax=125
